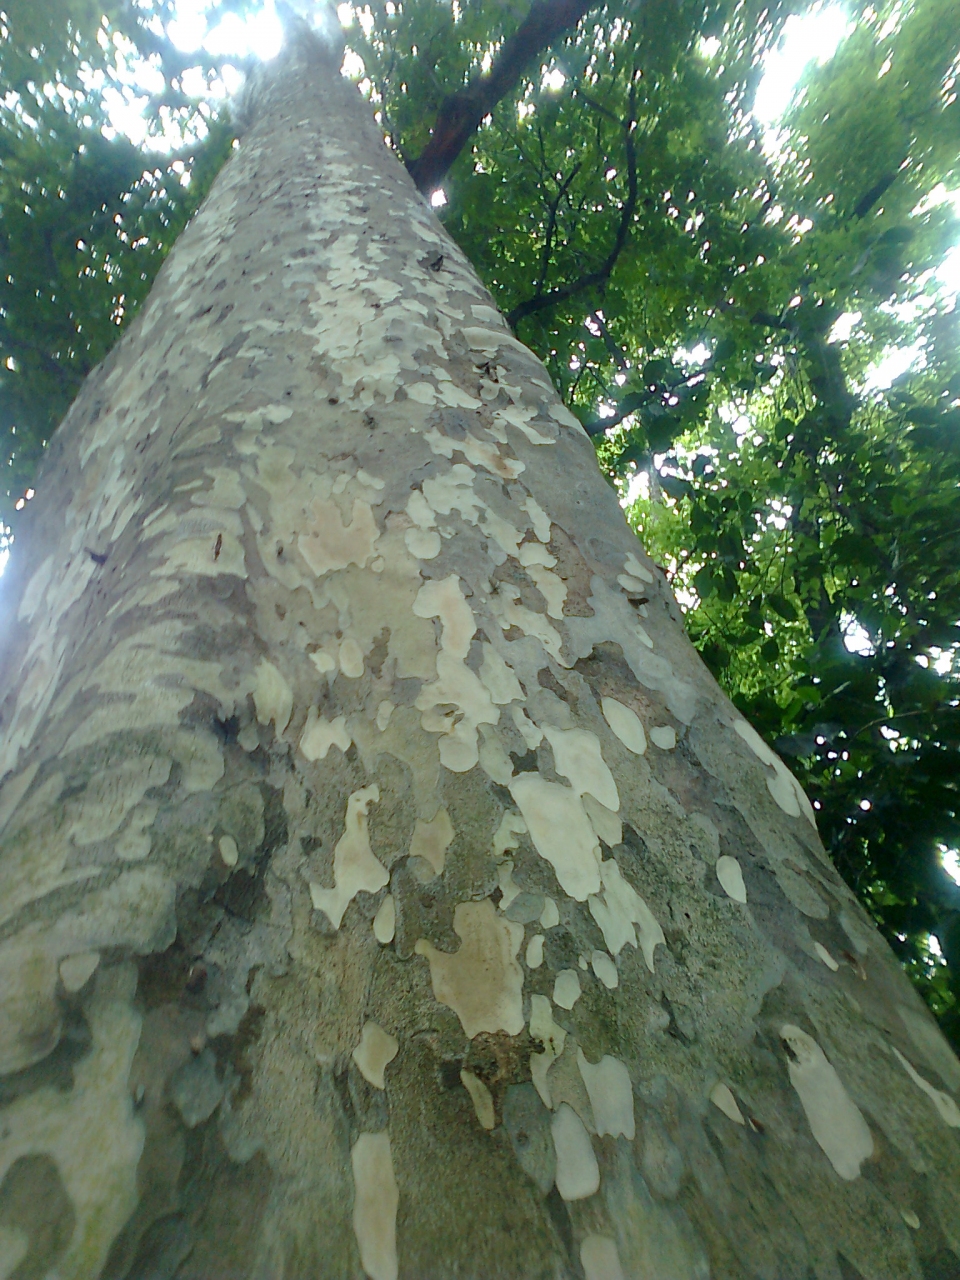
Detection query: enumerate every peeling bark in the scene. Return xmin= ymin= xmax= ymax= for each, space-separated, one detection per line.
xmin=0 ymin=29 xmax=959 ymax=1280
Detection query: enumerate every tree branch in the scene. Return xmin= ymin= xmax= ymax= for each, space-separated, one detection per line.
xmin=405 ymin=0 xmax=595 ymax=194
xmin=507 ymin=86 xmax=639 ymax=328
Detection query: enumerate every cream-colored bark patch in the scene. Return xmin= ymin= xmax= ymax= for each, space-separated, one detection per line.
xmin=59 ymin=950 xmax=100 ymax=993
xmin=582 ymin=794 xmax=622 ymax=849
xmin=218 ymin=835 xmax=239 ymax=867
xmin=479 ymin=644 xmax=524 ymax=705
xmin=540 ymin=897 xmax=560 ymax=929
xmin=526 ymin=934 xmax=545 ymax=968
xmin=623 ymin=552 xmax=654 ymax=583
xmin=300 ymin=710 xmax=352 ymax=761
xmin=414 ymin=576 xmax=498 ymax=771
xmin=716 ymin=855 xmax=747 ymax=903
xmin=553 ymin=969 xmax=582 ymax=1010
xmin=581 ymin=1236 xmax=625 ymax=1280
xmin=529 ymin=994 xmax=567 ymax=1108
xmin=577 ymin=1049 xmax=635 ymax=1139
xmin=253 ymin=660 xmax=293 ymax=735
xmin=415 ymin=900 xmax=524 ymax=1038
xmin=543 ymin=726 xmax=619 ymax=812
xmin=461 ymin=1069 xmax=496 ymax=1129
xmin=552 ymin=1103 xmax=600 ymax=1201
xmin=373 ymin=895 xmax=396 ymax=945
xmin=309 ymin=786 xmax=387 ymax=929
xmin=409 ymin=808 xmax=454 ymax=876
xmin=1 ymin=971 xmax=145 ymax=1276
xmin=814 ymin=942 xmax=840 ymax=971
xmin=588 ymin=858 xmax=665 ymax=970
xmin=353 ymin=1021 xmax=399 ymax=1090
xmin=299 ymin=496 xmax=379 ymax=577
xmin=591 ymin=951 xmax=618 ymax=989
xmin=780 ymin=1024 xmax=874 ymax=1179
xmin=339 ymin=637 xmax=365 ymax=678
xmin=891 ymin=1047 xmax=960 ymax=1128
xmin=351 ymin=1132 xmax=399 ymax=1280
xmin=508 ymin=775 xmax=601 ymax=901
xmin=710 ymin=1082 xmax=745 ymax=1125
xmin=649 ymin=725 xmax=676 ymax=751
xmin=601 ymin=697 xmax=647 ymax=755
xmin=733 ymin=717 xmax=817 ymax=826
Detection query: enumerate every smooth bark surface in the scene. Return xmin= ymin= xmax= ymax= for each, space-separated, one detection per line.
xmin=0 ymin=30 xmax=959 ymax=1280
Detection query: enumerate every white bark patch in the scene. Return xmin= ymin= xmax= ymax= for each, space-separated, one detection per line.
xmin=409 ymin=808 xmax=454 ymax=877
xmin=581 ymin=1236 xmax=626 ymax=1280
xmin=529 ymin=994 xmax=566 ymax=1107
xmin=253 ymin=660 xmax=293 ymax=735
xmin=776 ymin=866 xmax=830 ymax=919
xmin=553 ymin=969 xmax=582 ymax=1010
xmin=649 ymin=725 xmax=676 ymax=751
xmin=551 ymin=1103 xmax=600 ymax=1201
xmin=300 ymin=710 xmax=352 ymax=761
xmin=591 ymin=951 xmax=618 ymax=989
xmin=414 ymin=576 xmax=499 ymax=771
xmin=373 ymin=894 xmax=396 ymax=945
xmin=404 ymin=527 xmax=441 ymax=559
xmin=543 ymin=727 xmax=620 ymax=812
xmin=733 ymin=718 xmax=817 ymax=827
xmin=460 ymin=1069 xmax=496 ymax=1129
xmin=59 ymin=950 xmax=100 ymax=993
xmin=508 ymin=775 xmax=601 ymax=901
xmin=526 ymin=934 xmax=545 ymax=968
xmin=710 ymin=1082 xmax=746 ymax=1125
xmin=526 ymin=563 xmax=568 ymax=618
xmin=352 ymin=1021 xmax=399 ymax=1090
xmin=298 ymin=496 xmax=379 ymax=577
xmin=479 ymin=644 xmax=524 ymax=705
xmin=0 ymin=934 xmax=61 ymax=1073
xmin=339 ymin=637 xmax=365 ymax=678
xmin=891 ymin=1047 xmax=960 ymax=1128
xmin=601 ymin=697 xmax=647 ymax=755
xmin=623 ymin=552 xmax=654 ymax=583
xmin=814 ymin=942 xmax=840 ymax=971
xmin=415 ymin=900 xmax=524 ymax=1038
xmin=218 ymin=835 xmax=239 ymax=867
xmin=540 ymin=897 xmax=560 ymax=929
xmin=489 ymin=587 xmax=563 ymax=661
xmin=1 ymin=972 xmax=145 ymax=1276
xmin=588 ymin=858 xmax=665 ymax=971
xmin=577 ymin=1049 xmax=635 ymax=1139
xmin=897 ymin=1004 xmax=960 ymax=1092
xmin=67 ymin=755 xmax=171 ymax=847
xmin=780 ymin=1025 xmax=874 ymax=1179
xmin=351 ymin=1132 xmax=399 ymax=1280
xmin=309 ymin=785 xmax=387 ymax=929
xmin=493 ymin=404 xmax=556 ymax=445
xmin=716 ymin=855 xmax=747 ymax=904
xmin=582 ymin=794 xmax=622 ymax=852
xmin=424 ymin=426 xmax=523 ymax=479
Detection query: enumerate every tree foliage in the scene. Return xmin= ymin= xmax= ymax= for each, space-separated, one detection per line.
xmin=1 ymin=0 xmax=959 ymax=1046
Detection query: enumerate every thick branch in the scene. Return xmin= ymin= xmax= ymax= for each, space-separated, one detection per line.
xmin=405 ymin=0 xmax=595 ymax=194
xmin=507 ymin=96 xmax=638 ymax=328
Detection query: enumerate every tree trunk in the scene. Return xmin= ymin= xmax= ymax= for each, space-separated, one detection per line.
xmin=0 ymin=28 xmax=958 ymax=1280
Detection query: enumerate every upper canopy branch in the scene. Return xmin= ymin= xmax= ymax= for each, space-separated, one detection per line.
xmin=507 ymin=85 xmax=639 ymax=328
xmin=405 ymin=0 xmax=596 ymax=195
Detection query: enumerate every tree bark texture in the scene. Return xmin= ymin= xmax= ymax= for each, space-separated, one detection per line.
xmin=0 ymin=31 xmax=959 ymax=1280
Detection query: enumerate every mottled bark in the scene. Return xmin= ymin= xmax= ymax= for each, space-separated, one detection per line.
xmin=0 ymin=29 xmax=959 ymax=1280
